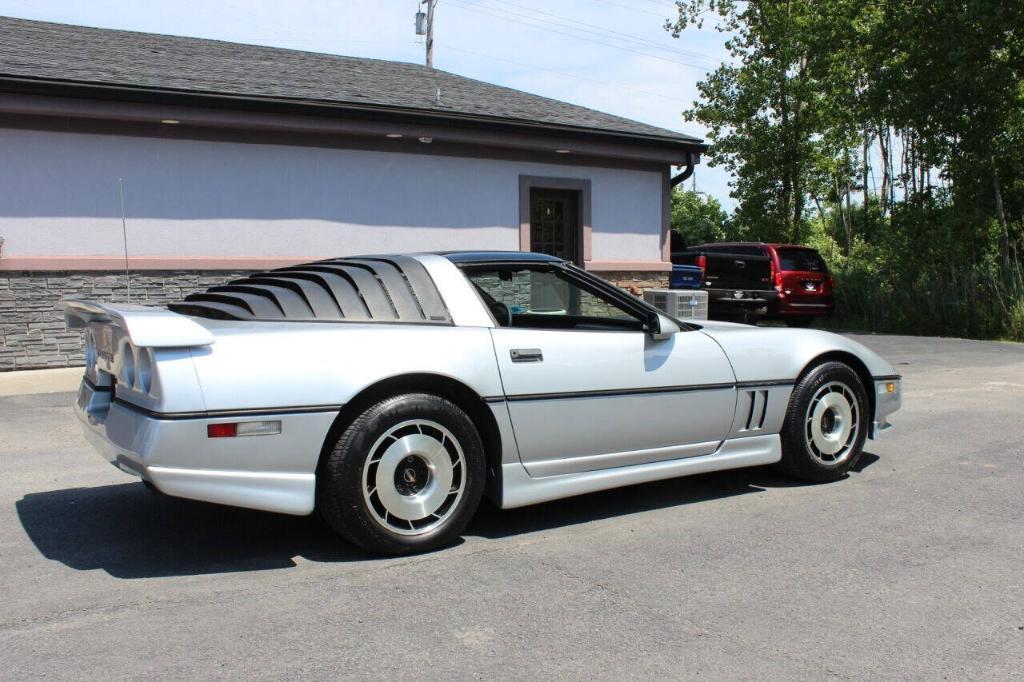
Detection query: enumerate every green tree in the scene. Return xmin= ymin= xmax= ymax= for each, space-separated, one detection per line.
xmin=667 ymin=0 xmax=1024 ymax=340
xmin=667 ymin=0 xmax=821 ymax=242
xmin=670 ymin=188 xmax=732 ymax=245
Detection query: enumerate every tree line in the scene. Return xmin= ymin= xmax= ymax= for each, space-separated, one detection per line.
xmin=667 ymin=0 xmax=1023 ymax=340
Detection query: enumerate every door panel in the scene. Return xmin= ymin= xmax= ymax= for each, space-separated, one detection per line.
xmin=490 ymin=328 xmax=737 ymax=477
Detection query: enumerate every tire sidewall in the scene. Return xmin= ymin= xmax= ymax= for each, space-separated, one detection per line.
xmin=781 ymin=362 xmax=869 ymax=482
xmin=320 ymin=393 xmax=486 ymax=555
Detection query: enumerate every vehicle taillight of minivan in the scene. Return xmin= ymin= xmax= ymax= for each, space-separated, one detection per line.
xmin=695 ymin=254 xmax=707 ymax=283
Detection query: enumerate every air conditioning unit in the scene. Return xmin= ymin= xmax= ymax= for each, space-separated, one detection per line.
xmin=643 ymin=289 xmax=709 ymax=321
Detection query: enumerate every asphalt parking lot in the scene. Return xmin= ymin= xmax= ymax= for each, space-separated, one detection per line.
xmin=2 ymin=333 xmax=1023 ymax=679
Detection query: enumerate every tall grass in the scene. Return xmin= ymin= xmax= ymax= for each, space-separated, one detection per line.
xmin=803 ymin=196 xmax=1024 ymax=342
xmin=828 ymin=254 xmax=1024 ymax=341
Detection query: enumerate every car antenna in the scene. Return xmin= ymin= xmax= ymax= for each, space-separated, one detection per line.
xmin=118 ymin=177 xmax=131 ymax=302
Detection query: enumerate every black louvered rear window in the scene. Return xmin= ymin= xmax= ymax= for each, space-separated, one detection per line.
xmin=168 ymin=256 xmax=451 ymax=324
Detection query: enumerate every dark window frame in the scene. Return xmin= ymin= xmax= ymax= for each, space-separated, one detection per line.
xmin=518 ymin=175 xmax=592 ymax=265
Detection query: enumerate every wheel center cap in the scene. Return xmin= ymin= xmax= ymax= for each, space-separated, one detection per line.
xmin=822 ymin=407 xmax=844 ymax=436
xmin=394 ymin=455 xmax=430 ymax=496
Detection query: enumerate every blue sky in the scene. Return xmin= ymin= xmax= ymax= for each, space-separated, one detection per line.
xmin=0 ymin=0 xmax=735 ymax=207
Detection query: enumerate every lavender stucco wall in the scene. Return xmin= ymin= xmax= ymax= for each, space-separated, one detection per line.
xmin=0 ymin=127 xmax=664 ymax=262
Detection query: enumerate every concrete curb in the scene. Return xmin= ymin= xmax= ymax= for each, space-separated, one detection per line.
xmin=0 ymin=367 xmax=81 ymax=397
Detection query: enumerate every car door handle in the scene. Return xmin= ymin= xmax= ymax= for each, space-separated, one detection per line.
xmin=510 ymin=348 xmax=543 ymax=362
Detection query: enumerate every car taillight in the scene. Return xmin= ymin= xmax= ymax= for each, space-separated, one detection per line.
xmin=774 ymin=271 xmax=784 ymax=292
xmin=207 ymin=423 xmax=237 ymax=438
xmin=207 ymin=421 xmax=282 ymax=438
xmin=827 ymin=275 xmax=835 ymax=291
xmin=695 ymin=255 xmax=706 ymax=284
xmin=118 ymin=340 xmax=136 ymax=388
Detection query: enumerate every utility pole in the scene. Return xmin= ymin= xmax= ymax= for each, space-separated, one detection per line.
xmin=423 ymin=0 xmax=437 ymax=68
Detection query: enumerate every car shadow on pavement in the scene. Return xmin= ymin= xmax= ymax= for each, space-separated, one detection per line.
xmin=16 ymin=482 xmax=363 ymax=578
xmin=16 ymin=453 xmax=879 ymax=578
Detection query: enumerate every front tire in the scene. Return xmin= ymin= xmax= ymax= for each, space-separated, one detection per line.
xmin=319 ymin=393 xmax=486 ymax=555
xmin=779 ymin=361 xmax=868 ymax=482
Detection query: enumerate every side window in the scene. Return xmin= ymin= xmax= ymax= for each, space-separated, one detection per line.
xmin=466 ymin=267 xmax=643 ymax=331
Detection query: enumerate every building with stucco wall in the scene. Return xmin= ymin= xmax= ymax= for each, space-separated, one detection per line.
xmin=0 ymin=17 xmax=705 ymax=370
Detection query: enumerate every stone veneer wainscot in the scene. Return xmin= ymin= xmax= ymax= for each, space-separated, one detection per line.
xmin=0 ymin=269 xmax=670 ymax=370
xmin=0 ymin=270 xmax=252 ymax=370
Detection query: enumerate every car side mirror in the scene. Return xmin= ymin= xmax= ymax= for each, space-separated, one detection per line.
xmin=649 ymin=312 xmax=680 ymax=341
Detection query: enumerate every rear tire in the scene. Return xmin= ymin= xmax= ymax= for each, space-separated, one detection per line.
xmin=779 ymin=361 xmax=868 ymax=482
xmin=319 ymin=393 xmax=486 ymax=555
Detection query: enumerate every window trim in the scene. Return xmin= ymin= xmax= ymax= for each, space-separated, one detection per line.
xmin=518 ymin=175 xmax=592 ymax=265
xmin=461 ymin=262 xmax=653 ymax=332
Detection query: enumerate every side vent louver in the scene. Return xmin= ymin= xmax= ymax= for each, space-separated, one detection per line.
xmin=168 ymin=256 xmax=451 ymax=325
xmin=742 ymin=389 xmax=770 ymax=431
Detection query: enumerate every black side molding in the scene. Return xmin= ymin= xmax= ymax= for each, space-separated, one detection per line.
xmin=113 ymin=398 xmax=343 ymax=421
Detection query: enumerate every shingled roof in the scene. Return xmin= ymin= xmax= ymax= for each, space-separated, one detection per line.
xmin=0 ymin=16 xmax=702 ymax=147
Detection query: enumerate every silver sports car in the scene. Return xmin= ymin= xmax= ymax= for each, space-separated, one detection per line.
xmin=67 ymin=251 xmax=901 ymax=555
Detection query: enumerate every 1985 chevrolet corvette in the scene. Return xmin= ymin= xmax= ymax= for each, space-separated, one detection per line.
xmin=67 ymin=251 xmax=901 ymax=555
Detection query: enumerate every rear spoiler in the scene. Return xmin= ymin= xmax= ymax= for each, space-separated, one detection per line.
xmin=64 ymin=299 xmax=216 ymax=348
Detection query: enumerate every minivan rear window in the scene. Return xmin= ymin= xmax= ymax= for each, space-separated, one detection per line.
xmin=776 ymin=248 xmax=827 ymax=272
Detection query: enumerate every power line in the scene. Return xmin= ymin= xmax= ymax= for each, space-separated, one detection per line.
xmin=456 ymin=0 xmax=716 ymax=65
xmin=589 ymin=0 xmax=673 ymax=19
xmin=445 ymin=0 xmax=715 ymax=71
xmin=443 ymin=44 xmax=692 ymax=105
xmin=468 ymin=0 xmax=715 ymax=63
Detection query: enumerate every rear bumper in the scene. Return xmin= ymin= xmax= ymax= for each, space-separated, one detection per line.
xmin=75 ymin=380 xmax=334 ymax=515
xmin=705 ymin=288 xmax=778 ymax=314
xmin=771 ymin=298 xmax=835 ymax=317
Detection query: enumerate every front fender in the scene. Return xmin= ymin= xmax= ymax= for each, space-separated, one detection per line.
xmin=699 ymin=325 xmax=897 ymax=383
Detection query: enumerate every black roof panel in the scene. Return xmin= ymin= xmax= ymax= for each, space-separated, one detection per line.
xmin=440 ymin=251 xmax=563 ymax=264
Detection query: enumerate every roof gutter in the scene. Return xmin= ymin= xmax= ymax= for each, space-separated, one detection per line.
xmin=670 ymin=152 xmax=696 ymax=187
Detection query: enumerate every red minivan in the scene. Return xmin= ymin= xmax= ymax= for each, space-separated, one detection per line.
xmin=702 ymin=243 xmax=835 ymax=326
xmin=766 ymin=244 xmax=834 ymax=325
